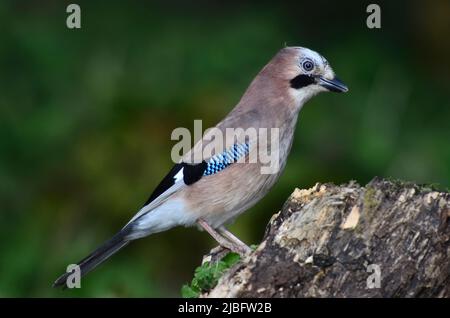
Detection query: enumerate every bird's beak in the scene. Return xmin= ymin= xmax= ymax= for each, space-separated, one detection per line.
xmin=318 ymin=76 xmax=348 ymax=93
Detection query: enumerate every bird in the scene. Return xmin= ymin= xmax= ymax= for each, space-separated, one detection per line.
xmin=53 ymin=46 xmax=348 ymax=288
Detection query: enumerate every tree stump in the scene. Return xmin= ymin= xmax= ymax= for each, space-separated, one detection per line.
xmin=202 ymin=177 xmax=449 ymax=297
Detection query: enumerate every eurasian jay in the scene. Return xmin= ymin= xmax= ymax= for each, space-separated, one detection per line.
xmin=53 ymin=46 xmax=348 ymax=287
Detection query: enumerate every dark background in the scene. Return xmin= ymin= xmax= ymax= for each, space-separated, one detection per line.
xmin=0 ymin=0 xmax=449 ymax=297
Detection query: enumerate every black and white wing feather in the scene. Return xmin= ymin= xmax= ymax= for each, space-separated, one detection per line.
xmin=127 ymin=141 xmax=250 ymax=224
xmin=127 ymin=161 xmax=207 ymax=224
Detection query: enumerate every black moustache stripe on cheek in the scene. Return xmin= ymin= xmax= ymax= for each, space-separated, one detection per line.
xmin=290 ymin=74 xmax=315 ymax=89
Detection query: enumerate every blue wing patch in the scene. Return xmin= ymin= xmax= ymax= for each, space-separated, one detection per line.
xmin=203 ymin=143 xmax=250 ymax=176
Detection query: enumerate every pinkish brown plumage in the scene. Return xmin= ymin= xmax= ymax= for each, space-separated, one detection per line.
xmin=54 ymin=46 xmax=348 ymax=288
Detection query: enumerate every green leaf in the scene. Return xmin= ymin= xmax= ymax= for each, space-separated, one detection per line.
xmin=180 ymin=251 xmax=242 ymax=298
xmin=181 ymin=284 xmax=199 ymax=298
xmin=221 ymin=252 xmax=240 ymax=266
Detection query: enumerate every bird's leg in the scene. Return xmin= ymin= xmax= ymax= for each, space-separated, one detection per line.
xmin=197 ymin=219 xmax=249 ymax=257
xmin=218 ymin=226 xmax=252 ymax=255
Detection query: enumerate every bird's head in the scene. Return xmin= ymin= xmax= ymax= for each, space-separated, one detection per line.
xmin=261 ymin=46 xmax=348 ymax=107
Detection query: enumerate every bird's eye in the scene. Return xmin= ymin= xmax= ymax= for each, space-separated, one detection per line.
xmin=301 ymin=59 xmax=314 ymax=72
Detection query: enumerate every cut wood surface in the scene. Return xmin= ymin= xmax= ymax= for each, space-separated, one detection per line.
xmin=202 ymin=177 xmax=449 ymax=297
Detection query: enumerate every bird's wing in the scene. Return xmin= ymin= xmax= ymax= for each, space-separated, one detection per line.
xmin=126 ymin=162 xmax=206 ymax=224
xmin=127 ymin=141 xmax=250 ymax=225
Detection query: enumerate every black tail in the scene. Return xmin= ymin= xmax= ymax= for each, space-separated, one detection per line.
xmin=53 ymin=229 xmax=131 ymax=288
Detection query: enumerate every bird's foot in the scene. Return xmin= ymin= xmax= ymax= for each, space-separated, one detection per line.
xmin=202 ymin=245 xmax=230 ymax=264
xmin=226 ymin=242 xmax=252 ymax=257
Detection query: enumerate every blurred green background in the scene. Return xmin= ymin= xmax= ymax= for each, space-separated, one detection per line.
xmin=0 ymin=0 xmax=449 ymax=297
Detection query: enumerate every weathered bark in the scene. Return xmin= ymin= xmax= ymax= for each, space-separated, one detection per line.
xmin=202 ymin=177 xmax=450 ymax=298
